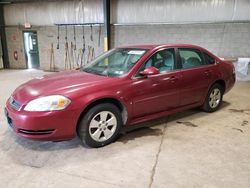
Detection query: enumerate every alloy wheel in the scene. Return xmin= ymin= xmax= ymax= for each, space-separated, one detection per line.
xmin=89 ymin=111 xmax=117 ymax=142
xmin=209 ymin=88 xmax=221 ymax=108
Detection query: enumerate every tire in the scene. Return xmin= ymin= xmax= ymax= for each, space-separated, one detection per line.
xmin=77 ymin=103 xmax=122 ymax=148
xmin=202 ymin=83 xmax=224 ymax=112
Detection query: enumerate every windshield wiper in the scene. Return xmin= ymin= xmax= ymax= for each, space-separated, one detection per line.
xmin=82 ymin=68 xmax=106 ymax=76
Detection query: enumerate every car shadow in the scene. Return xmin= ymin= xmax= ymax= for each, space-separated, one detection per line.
xmin=11 ymin=134 xmax=82 ymax=151
xmin=11 ymin=101 xmax=230 ymax=150
xmin=118 ymin=101 xmax=231 ymax=143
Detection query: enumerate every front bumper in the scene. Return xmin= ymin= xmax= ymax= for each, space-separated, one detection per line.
xmin=5 ymin=102 xmax=81 ymax=141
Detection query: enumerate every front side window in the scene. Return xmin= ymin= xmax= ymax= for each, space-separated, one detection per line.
xmin=179 ymin=48 xmax=203 ymax=69
xmin=82 ymin=48 xmax=147 ymax=77
xmin=136 ymin=48 xmax=175 ymax=76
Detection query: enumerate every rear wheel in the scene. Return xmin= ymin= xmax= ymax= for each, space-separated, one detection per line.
xmin=77 ymin=103 xmax=122 ymax=148
xmin=202 ymin=83 xmax=223 ymax=112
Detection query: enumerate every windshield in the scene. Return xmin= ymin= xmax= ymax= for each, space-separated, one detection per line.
xmin=82 ymin=48 xmax=147 ymax=77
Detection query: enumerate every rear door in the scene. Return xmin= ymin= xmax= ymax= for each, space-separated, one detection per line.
xmin=131 ymin=48 xmax=181 ymax=118
xmin=177 ymin=48 xmax=214 ymax=106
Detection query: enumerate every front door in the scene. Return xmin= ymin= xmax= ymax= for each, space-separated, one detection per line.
xmin=131 ymin=48 xmax=181 ymax=118
xmin=23 ymin=31 xmax=40 ymax=69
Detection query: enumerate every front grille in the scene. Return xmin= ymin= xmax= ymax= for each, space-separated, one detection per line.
xmin=9 ymin=96 xmax=21 ymax=111
xmin=18 ymin=129 xmax=55 ymax=135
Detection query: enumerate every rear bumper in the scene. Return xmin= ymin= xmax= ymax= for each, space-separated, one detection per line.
xmin=5 ymin=102 xmax=80 ymax=141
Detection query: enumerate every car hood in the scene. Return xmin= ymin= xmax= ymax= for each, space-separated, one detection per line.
xmin=12 ymin=70 xmax=112 ymax=104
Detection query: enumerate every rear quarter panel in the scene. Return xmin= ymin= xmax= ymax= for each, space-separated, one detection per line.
xmin=219 ymin=60 xmax=235 ymax=93
xmin=198 ymin=46 xmax=235 ymax=94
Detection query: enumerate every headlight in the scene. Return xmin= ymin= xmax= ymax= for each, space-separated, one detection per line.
xmin=24 ymin=95 xmax=71 ymax=112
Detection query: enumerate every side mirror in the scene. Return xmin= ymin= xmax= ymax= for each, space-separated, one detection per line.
xmin=140 ymin=66 xmax=159 ymax=76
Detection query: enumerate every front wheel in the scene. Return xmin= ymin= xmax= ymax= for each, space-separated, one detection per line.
xmin=202 ymin=84 xmax=224 ymax=112
xmin=77 ymin=103 xmax=122 ymax=148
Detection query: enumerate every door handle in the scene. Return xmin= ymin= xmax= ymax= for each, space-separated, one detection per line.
xmin=163 ymin=76 xmax=179 ymax=82
xmin=169 ymin=76 xmax=178 ymax=82
xmin=170 ymin=76 xmax=177 ymax=80
xmin=204 ymin=70 xmax=211 ymax=76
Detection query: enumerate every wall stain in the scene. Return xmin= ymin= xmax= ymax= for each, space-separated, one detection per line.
xmin=118 ymin=127 xmax=163 ymax=144
xmin=229 ymin=109 xmax=250 ymax=113
xmin=241 ymin=120 xmax=248 ymax=126
xmin=232 ymin=128 xmax=244 ymax=133
xmin=176 ymin=121 xmax=198 ymax=127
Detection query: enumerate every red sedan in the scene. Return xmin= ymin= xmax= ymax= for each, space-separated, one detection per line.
xmin=5 ymin=44 xmax=235 ymax=147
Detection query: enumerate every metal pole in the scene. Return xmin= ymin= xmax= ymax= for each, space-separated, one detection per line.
xmin=103 ymin=0 xmax=110 ymax=51
xmin=0 ymin=5 xmax=9 ymax=68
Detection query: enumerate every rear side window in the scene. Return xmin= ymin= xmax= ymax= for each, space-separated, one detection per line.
xmin=179 ymin=48 xmax=203 ymax=69
xmin=203 ymin=53 xmax=215 ymax=64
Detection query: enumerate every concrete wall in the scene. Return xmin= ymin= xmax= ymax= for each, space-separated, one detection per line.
xmin=5 ymin=22 xmax=250 ymax=69
xmin=6 ymin=26 xmax=104 ymax=70
xmin=37 ymin=26 xmax=104 ymax=71
xmin=5 ymin=27 xmax=26 ymax=69
xmin=3 ymin=0 xmax=250 ymax=70
xmin=111 ymin=23 xmax=250 ymax=58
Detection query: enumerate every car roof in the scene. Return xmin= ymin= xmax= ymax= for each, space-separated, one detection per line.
xmin=118 ymin=43 xmax=206 ymax=51
xmin=118 ymin=44 xmax=158 ymax=49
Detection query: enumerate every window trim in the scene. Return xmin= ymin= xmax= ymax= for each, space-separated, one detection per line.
xmin=132 ymin=47 xmax=179 ymax=78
